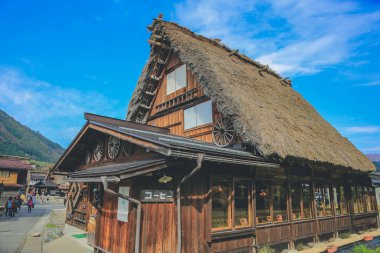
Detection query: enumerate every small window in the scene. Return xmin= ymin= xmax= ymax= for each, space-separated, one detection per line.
xmin=0 ymin=170 xmax=10 ymax=178
xmin=272 ymin=183 xmax=288 ymax=223
xmin=315 ymin=185 xmax=332 ymax=217
xmin=211 ymin=178 xmax=231 ymax=229
xmin=234 ymin=179 xmax=250 ymax=227
xmin=256 ymin=182 xmax=271 ymax=224
xmin=211 ymin=177 xmax=251 ymax=230
xmin=166 ymin=64 xmax=187 ymax=95
xmin=333 ymin=186 xmax=348 ymax=215
xmin=184 ymin=101 xmax=213 ymax=130
xmin=291 ymin=183 xmax=312 ymax=220
xmin=368 ymin=187 xmax=376 ymax=212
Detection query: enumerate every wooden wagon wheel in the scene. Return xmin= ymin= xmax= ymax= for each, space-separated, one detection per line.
xmin=212 ymin=117 xmax=236 ymax=147
xmin=85 ymin=149 xmax=91 ymax=164
xmin=93 ymin=140 xmax=104 ymax=162
xmin=107 ymin=136 xmax=120 ymax=159
xmin=122 ymin=141 xmax=134 ymax=156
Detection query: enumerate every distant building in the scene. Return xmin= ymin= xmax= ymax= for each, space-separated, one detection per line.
xmin=0 ymin=155 xmax=33 ymax=202
xmin=29 ymin=173 xmax=45 ymax=186
xmin=34 ymin=180 xmax=58 ymax=195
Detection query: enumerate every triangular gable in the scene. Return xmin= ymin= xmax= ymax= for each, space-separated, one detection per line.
xmin=52 ymin=114 xmax=170 ymax=172
xmin=126 ymin=17 xmax=374 ymax=172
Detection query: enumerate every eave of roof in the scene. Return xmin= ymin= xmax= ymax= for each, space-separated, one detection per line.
xmin=52 ymin=113 xmax=279 ymax=172
xmin=69 ymin=159 xmax=167 ymax=178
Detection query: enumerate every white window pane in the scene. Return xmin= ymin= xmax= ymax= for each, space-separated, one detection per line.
xmin=166 ymin=71 xmax=176 ymax=95
xmin=184 ymin=107 xmax=197 ymax=130
xmin=196 ymin=101 xmax=213 ymax=126
xmin=175 ymin=64 xmax=187 ymax=89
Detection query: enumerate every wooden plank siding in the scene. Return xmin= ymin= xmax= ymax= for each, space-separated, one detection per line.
xmin=146 ymin=52 xmax=224 ymax=143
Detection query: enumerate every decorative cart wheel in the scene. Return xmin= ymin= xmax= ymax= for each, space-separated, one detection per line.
xmin=85 ymin=149 xmax=91 ymax=164
xmin=107 ymin=136 xmax=120 ymax=159
xmin=93 ymin=140 xmax=104 ymax=162
xmin=212 ymin=117 xmax=236 ymax=147
xmin=122 ymin=141 xmax=134 ymax=156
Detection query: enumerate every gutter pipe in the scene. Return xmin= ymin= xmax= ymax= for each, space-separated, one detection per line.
xmin=176 ymin=153 xmax=205 ymax=253
xmin=100 ymin=176 xmax=142 ymax=253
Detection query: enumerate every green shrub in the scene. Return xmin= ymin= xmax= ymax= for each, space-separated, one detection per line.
xmin=258 ymin=244 xmax=275 ymax=253
xmin=352 ymin=244 xmax=380 ymax=253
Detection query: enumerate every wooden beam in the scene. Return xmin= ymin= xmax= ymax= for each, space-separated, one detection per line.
xmin=331 ymin=184 xmax=338 ymax=237
xmin=311 ymin=168 xmax=320 ymax=242
xmin=144 ymin=90 xmax=156 ymax=96
xmin=139 ymin=103 xmax=151 ymax=110
xmin=287 ymin=167 xmax=295 ymax=249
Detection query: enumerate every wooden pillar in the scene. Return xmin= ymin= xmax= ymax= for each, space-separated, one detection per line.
xmin=373 ymin=186 xmax=380 ymax=229
xmin=252 ymin=168 xmax=257 ymax=253
xmin=330 ymin=184 xmax=338 ymax=238
xmin=347 ymin=182 xmax=356 ymax=233
xmin=311 ymin=168 xmax=320 ymax=242
xmin=286 ymin=167 xmax=295 ymax=250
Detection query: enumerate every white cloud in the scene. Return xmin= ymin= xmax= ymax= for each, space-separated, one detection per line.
xmin=362 ymin=146 xmax=380 ymax=152
xmin=354 ymin=81 xmax=380 ymax=87
xmin=174 ymin=0 xmax=380 ymax=76
xmin=0 ymin=67 xmax=121 ymax=146
xmin=343 ymin=126 xmax=380 ymax=134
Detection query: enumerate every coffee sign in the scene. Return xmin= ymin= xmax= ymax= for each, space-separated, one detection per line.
xmin=141 ymin=189 xmax=174 ymax=203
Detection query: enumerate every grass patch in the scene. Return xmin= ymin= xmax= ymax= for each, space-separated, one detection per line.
xmin=46 ymin=224 xmax=59 ymax=228
xmin=72 ymin=233 xmax=87 ymax=239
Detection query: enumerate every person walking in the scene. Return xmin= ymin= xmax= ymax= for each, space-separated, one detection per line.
xmin=27 ymin=197 xmax=33 ymax=213
xmin=4 ymin=197 xmax=13 ymax=218
xmin=12 ymin=196 xmax=18 ymax=216
xmin=18 ymin=195 xmax=23 ymax=212
xmin=40 ymin=193 xmax=45 ymax=206
xmin=32 ymin=193 xmax=36 ymax=208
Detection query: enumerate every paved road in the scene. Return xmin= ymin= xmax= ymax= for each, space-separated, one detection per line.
xmin=0 ymin=202 xmax=63 ymax=253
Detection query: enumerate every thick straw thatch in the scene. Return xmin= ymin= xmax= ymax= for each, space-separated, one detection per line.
xmin=127 ymin=20 xmax=375 ymax=172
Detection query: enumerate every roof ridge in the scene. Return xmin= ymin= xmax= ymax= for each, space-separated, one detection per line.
xmin=159 ymin=20 xmax=291 ymax=86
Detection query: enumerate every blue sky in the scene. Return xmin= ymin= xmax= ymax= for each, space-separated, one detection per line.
xmin=0 ymin=0 xmax=379 ymax=154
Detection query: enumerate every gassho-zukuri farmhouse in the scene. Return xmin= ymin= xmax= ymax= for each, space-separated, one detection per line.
xmin=52 ymin=16 xmax=377 ymax=253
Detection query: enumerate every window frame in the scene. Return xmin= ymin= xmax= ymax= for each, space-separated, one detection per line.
xmin=210 ymin=176 xmax=253 ymax=232
xmin=0 ymin=170 xmax=10 ymax=178
xmin=290 ymin=182 xmax=314 ymax=221
xmin=333 ymin=185 xmax=348 ymax=216
xmin=166 ymin=64 xmax=187 ymax=95
xmin=315 ymin=184 xmax=333 ymax=218
xmin=183 ymin=100 xmax=213 ymax=131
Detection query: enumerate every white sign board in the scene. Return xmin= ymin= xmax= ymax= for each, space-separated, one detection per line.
xmin=117 ymin=186 xmax=130 ymax=222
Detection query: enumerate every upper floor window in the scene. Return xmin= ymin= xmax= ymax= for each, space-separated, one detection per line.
xmin=166 ymin=64 xmax=187 ymax=95
xmin=0 ymin=170 xmax=10 ymax=178
xmin=184 ymin=101 xmax=213 ymax=130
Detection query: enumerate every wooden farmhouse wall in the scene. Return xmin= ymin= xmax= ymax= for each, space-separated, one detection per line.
xmin=147 ymin=53 xmax=223 ymax=143
xmin=94 ymin=171 xmax=212 ymax=253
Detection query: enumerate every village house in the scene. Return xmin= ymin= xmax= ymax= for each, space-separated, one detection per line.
xmin=52 ymin=17 xmax=377 ymax=253
xmin=0 ymin=155 xmax=33 ymax=203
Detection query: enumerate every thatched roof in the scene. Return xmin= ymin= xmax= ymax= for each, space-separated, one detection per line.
xmin=127 ymin=19 xmax=375 ymax=172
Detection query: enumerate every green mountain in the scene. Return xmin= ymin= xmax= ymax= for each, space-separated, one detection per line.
xmin=0 ymin=110 xmax=64 ymax=162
